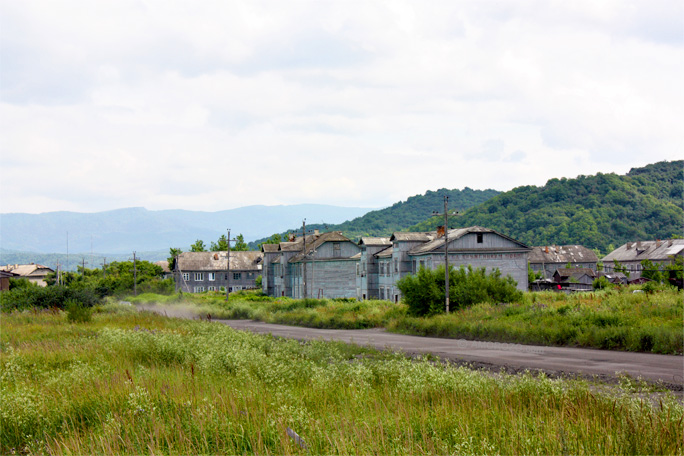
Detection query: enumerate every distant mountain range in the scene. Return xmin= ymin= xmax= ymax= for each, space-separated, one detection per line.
xmin=0 ymin=204 xmax=374 ymax=256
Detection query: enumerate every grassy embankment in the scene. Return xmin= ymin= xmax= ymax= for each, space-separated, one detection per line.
xmin=130 ymin=288 xmax=684 ymax=354
xmin=2 ymin=305 xmax=682 ymax=455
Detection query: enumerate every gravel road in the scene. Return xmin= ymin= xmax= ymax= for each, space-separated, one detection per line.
xmin=136 ymin=304 xmax=683 ymax=390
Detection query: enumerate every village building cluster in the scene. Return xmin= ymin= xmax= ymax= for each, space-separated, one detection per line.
xmin=171 ymin=227 xmax=684 ymax=299
xmin=3 ymin=228 xmax=681 ymax=296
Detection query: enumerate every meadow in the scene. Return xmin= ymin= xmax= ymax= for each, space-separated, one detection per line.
xmin=2 ymin=304 xmax=682 ymax=455
xmin=131 ymin=287 xmax=684 ymax=354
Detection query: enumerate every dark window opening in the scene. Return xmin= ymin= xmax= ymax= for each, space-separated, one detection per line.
xmin=477 ymin=233 xmax=483 ymax=244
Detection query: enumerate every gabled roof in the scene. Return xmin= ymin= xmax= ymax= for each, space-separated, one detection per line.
xmin=408 ymin=226 xmax=529 ymax=255
xmin=390 ymin=232 xmax=433 ymax=242
xmin=176 ymin=251 xmax=263 ymax=271
xmin=358 ymin=237 xmax=391 ymax=247
xmin=154 ymin=261 xmax=171 ymax=273
xmin=375 ymin=246 xmax=394 ymax=258
xmin=602 ymin=239 xmax=684 ymax=263
xmin=553 ymin=268 xmax=596 ymax=279
xmin=0 ymin=264 xmax=54 ymax=277
xmin=289 ymin=231 xmax=356 ymax=262
xmin=529 ymin=245 xmax=598 ymax=264
xmin=279 ymin=241 xmax=303 ymax=252
xmin=261 ymin=244 xmax=280 ymax=253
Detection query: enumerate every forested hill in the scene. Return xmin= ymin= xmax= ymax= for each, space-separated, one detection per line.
xmin=410 ymin=160 xmax=683 ymax=254
xmin=249 ymin=187 xmax=501 ymax=247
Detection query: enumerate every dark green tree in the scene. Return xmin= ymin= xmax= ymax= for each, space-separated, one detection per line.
xmin=190 ymin=239 xmax=206 ymax=252
xmin=168 ymin=247 xmax=182 ymax=270
xmin=233 ymin=234 xmax=249 ymax=251
xmin=210 ymin=235 xmax=229 ymax=251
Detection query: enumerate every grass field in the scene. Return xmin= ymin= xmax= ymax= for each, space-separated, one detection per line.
xmin=130 ymin=287 xmax=684 ymax=354
xmin=2 ymin=305 xmax=682 ymax=455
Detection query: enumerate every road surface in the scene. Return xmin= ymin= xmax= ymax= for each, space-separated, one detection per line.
xmin=135 ymin=304 xmax=683 ymax=390
xmin=219 ymin=320 xmax=683 ymax=390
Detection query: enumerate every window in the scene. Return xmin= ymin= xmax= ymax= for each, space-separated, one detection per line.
xmin=233 ymin=272 xmax=242 ymax=280
xmin=208 ymin=272 xmax=216 ymax=281
xmin=333 ymin=243 xmax=341 ymax=258
xmin=207 ymin=286 xmax=215 ymax=291
xmin=477 ymin=233 xmax=484 ymax=244
xmin=182 ymin=273 xmax=190 ymax=281
xmin=394 ymin=259 xmax=398 ymax=273
xmin=193 ymin=286 xmax=205 ymax=293
xmin=194 ymin=272 xmax=204 ymax=281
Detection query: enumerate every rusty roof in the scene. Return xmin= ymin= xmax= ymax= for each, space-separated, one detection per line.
xmin=529 ymin=245 xmax=598 ymax=264
xmin=176 ymin=251 xmax=263 ymax=271
xmin=602 ymin=239 xmax=684 ymax=263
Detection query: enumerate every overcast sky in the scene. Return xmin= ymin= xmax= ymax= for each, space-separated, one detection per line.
xmin=1 ymin=0 xmax=682 ymax=214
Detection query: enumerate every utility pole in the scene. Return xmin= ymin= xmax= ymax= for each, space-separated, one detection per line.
xmin=102 ymin=258 xmax=107 ymax=278
xmin=433 ymin=196 xmax=459 ymax=314
xmin=129 ymin=252 xmax=138 ymax=296
xmin=225 ymin=229 xmax=238 ymax=299
xmin=56 ymin=261 xmax=61 ymax=286
xmin=300 ymin=220 xmax=316 ymax=299
xmin=81 ymin=257 xmax=88 ymax=276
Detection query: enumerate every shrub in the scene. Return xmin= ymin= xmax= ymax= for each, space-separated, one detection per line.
xmin=397 ymin=266 xmax=523 ymax=316
xmin=0 ymin=286 xmax=100 ymax=312
xmin=65 ymin=299 xmax=93 ymax=323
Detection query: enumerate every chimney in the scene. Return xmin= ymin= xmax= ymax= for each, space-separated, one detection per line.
xmin=545 ymin=246 xmax=549 ymax=253
xmin=314 ymin=229 xmax=320 ymax=235
xmin=437 ymin=226 xmax=445 ymax=238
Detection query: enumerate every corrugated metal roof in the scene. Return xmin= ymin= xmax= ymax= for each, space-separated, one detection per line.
xmin=602 ymin=239 xmax=684 ymax=263
xmin=553 ymin=268 xmax=596 ymax=279
xmin=529 ymin=245 xmax=598 ymax=264
xmin=176 ymin=251 xmax=263 ymax=271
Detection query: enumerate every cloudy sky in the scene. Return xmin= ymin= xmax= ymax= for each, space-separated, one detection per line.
xmin=1 ymin=0 xmax=682 ymax=214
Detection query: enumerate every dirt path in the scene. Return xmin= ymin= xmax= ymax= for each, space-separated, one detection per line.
xmin=136 ymin=304 xmax=683 ymax=390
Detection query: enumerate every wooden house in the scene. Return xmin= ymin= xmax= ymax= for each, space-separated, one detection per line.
xmin=174 ymin=251 xmax=263 ymax=293
xmin=602 ymin=239 xmax=684 ymax=280
xmin=0 ymin=264 xmax=54 ymax=287
xmin=529 ymin=245 xmax=598 ymax=279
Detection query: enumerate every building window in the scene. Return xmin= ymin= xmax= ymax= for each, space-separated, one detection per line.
xmin=193 ymin=286 xmax=205 ymax=293
xmin=194 ymin=272 xmax=204 ymax=281
xmin=207 ymin=286 xmax=215 ymax=291
xmin=208 ymin=272 xmax=216 ymax=281
xmin=333 ymin=243 xmax=341 ymax=258
xmin=233 ymin=272 xmax=242 ymax=280
xmin=182 ymin=273 xmax=190 ymax=281
xmin=394 ymin=259 xmax=398 ymax=273
xmin=477 ymin=233 xmax=484 ymax=244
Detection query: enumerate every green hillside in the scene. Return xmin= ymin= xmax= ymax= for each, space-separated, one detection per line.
xmin=410 ymin=160 xmax=683 ymax=254
xmin=249 ymin=187 xmax=501 ymax=247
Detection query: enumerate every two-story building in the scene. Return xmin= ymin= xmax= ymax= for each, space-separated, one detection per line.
xmin=174 ymin=251 xmax=263 ymax=293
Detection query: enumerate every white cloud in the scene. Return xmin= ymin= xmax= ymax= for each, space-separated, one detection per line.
xmin=1 ymin=0 xmax=682 ymax=214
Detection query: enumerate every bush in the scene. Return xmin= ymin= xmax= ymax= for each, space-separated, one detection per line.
xmin=65 ymin=299 xmax=93 ymax=323
xmin=1 ymin=286 xmax=100 ymax=312
xmin=397 ymin=266 xmax=523 ymax=316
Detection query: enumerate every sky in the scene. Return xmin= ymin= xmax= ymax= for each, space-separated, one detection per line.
xmin=1 ymin=0 xmax=682 ymax=215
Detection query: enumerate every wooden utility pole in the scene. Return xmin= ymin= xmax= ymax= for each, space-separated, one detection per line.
xmin=81 ymin=258 xmax=88 ymax=276
xmin=225 ymin=229 xmax=238 ymax=299
xmin=129 ymin=252 xmax=137 ymax=296
xmin=433 ymin=196 xmax=459 ymax=314
xmin=102 ymin=258 xmax=107 ymax=278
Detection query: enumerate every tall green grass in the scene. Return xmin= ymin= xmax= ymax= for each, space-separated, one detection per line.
xmin=131 ymin=288 xmax=684 ymax=354
xmin=2 ymin=306 xmax=682 ymax=455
